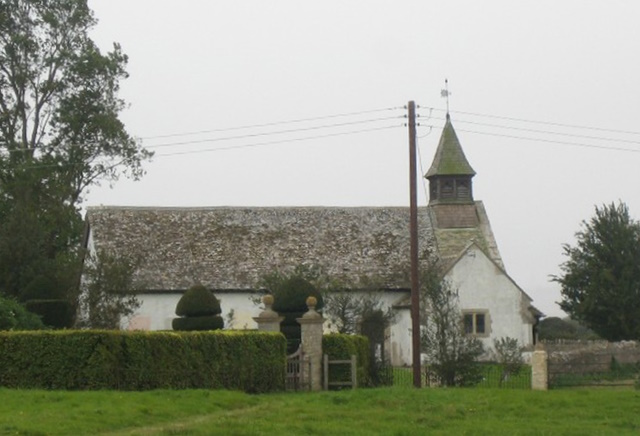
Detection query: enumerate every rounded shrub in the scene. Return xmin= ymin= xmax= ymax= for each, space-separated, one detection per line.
xmin=269 ymin=276 xmax=323 ymax=352
xmin=271 ymin=276 xmax=323 ymax=314
xmin=173 ymin=285 xmax=223 ymax=331
xmin=175 ymin=285 xmax=221 ymax=317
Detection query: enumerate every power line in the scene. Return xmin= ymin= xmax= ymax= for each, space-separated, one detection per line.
xmin=145 ymin=116 xmax=402 ymax=150
xmin=155 ymin=124 xmax=403 ymax=158
xmin=421 ymin=105 xmax=640 ymax=136
xmin=421 ymin=115 xmax=640 ymax=149
xmin=1 ymin=124 xmax=403 ymax=171
xmin=443 ymin=125 xmax=640 ymax=154
xmin=0 ymin=115 xmax=401 ymax=155
xmin=141 ymin=106 xmax=405 ymax=140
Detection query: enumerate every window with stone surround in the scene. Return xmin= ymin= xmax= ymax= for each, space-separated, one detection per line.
xmin=463 ymin=310 xmax=489 ymax=337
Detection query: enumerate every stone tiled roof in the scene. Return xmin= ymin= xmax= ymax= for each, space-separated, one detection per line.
xmin=430 ymin=201 xmax=504 ymax=270
xmin=85 ymin=206 xmax=436 ymax=291
xmin=425 ymin=116 xmax=476 ymax=178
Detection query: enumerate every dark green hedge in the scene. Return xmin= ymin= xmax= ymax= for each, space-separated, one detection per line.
xmin=322 ymin=333 xmax=370 ymax=387
xmin=172 ymin=315 xmax=224 ymax=331
xmin=0 ymin=330 xmax=285 ymax=392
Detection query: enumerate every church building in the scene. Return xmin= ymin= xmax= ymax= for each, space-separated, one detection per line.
xmin=82 ymin=115 xmax=541 ymax=366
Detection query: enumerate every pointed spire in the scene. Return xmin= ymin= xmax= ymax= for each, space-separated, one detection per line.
xmin=425 ymin=116 xmax=475 ymax=178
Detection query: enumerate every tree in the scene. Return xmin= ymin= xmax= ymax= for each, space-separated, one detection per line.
xmin=420 ymin=264 xmax=484 ymax=387
xmin=0 ymin=0 xmax=152 ymax=302
xmin=554 ymin=202 xmax=640 ymax=341
xmin=323 ymin=290 xmax=396 ymax=386
xmin=323 ymin=290 xmax=394 ymax=335
xmin=76 ymin=250 xmax=141 ymax=329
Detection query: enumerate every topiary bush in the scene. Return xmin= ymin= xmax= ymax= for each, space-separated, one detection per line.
xmin=271 ymin=276 xmax=324 ymax=314
xmin=172 ymin=285 xmax=224 ymax=331
xmin=268 ymin=275 xmax=324 ymax=352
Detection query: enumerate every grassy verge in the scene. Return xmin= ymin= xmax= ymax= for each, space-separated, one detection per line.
xmin=1 ymin=387 xmax=639 ymax=435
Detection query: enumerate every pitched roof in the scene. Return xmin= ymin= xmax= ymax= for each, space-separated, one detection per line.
xmin=85 ymin=206 xmax=435 ymax=291
xmin=430 ymin=201 xmax=504 ymax=270
xmin=425 ymin=115 xmax=476 ymax=178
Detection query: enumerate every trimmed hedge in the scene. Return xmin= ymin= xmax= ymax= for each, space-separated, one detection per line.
xmin=322 ymin=333 xmax=371 ymax=387
xmin=0 ymin=330 xmax=286 ymax=392
xmin=172 ymin=315 xmax=224 ymax=331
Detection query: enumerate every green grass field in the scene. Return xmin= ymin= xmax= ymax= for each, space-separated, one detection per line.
xmin=1 ymin=386 xmax=639 ymax=435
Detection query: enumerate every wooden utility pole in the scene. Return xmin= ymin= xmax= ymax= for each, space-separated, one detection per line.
xmin=407 ymin=100 xmax=421 ymax=388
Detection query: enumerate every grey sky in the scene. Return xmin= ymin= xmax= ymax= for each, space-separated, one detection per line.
xmin=86 ymin=1 xmax=640 ymax=318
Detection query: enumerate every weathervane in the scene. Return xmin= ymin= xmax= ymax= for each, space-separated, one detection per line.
xmin=440 ymin=78 xmax=451 ymax=116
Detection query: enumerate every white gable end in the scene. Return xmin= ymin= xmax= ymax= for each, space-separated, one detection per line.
xmin=445 ymin=244 xmax=534 ymax=351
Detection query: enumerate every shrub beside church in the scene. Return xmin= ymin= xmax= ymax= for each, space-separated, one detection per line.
xmin=172 ymin=285 xmax=224 ymax=331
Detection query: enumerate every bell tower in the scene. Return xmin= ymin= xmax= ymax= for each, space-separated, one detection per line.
xmin=425 ymin=114 xmax=475 ymax=205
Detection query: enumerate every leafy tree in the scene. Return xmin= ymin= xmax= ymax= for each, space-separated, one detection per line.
xmin=76 ymin=250 xmax=141 ymax=329
xmin=554 ymin=202 xmax=640 ymax=341
xmin=0 ymin=0 xmax=151 ymax=302
xmin=323 ymin=290 xmax=396 ymax=386
xmin=0 ymin=295 xmax=45 ymax=330
xmin=323 ymin=290 xmax=394 ymax=335
xmin=420 ymin=263 xmax=484 ymax=387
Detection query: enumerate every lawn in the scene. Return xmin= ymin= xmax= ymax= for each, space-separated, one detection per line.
xmin=1 ymin=387 xmax=639 ymax=435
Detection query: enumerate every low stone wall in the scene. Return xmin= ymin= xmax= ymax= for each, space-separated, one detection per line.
xmin=543 ymin=340 xmax=640 ymax=374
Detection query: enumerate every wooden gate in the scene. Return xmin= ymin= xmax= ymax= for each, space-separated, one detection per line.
xmin=286 ymin=346 xmax=311 ymax=391
xmin=323 ymin=354 xmax=357 ymax=390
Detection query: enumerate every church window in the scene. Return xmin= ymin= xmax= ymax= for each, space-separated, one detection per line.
xmin=463 ymin=311 xmax=489 ymax=336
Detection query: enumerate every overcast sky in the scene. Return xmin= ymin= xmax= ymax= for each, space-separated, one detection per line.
xmin=86 ymin=1 xmax=640 ymax=318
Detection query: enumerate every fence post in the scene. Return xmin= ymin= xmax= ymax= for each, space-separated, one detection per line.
xmin=253 ymin=295 xmax=284 ymax=332
xmin=297 ymin=296 xmax=325 ymax=391
xmin=323 ymin=354 xmax=329 ymax=390
xmin=531 ymin=341 xmax=548 ymax=391
xmin=351 ymin=354 xmax=357 ymax=389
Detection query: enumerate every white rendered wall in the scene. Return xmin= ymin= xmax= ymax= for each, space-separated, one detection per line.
xmin=446 ymin=245 xmax=534 ymax=352
xmin=124 ymin=289 xmax=414 ymax=365
xmin=125 ymin=291 xmax=263 ymax=331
